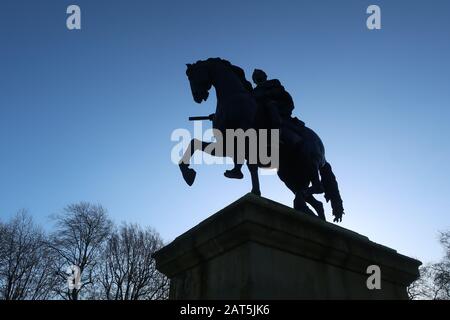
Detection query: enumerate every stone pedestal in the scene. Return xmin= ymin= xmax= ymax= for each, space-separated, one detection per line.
xmin=153 ymin=193 xmax=421 ymax=299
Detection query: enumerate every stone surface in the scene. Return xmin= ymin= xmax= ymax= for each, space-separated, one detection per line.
xmin=153 ymin=193 xmax=421 ymax=299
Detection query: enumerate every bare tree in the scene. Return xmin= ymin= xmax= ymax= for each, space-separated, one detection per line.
xmin=47 ymin=203 xmax=113 ymax=300
xmin=0 ymin=211 xmax=56 ymax=300
xmin=99 ymin=223 xmax=169 ymax=300
xmin=1 ymin=204 xmax=168 ymax=300
xmin=408 ymin=230 xmax=450 ymax=300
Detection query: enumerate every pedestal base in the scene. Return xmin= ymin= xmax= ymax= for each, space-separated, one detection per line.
xmin=153 ymin=194 xmax=421 ymax=299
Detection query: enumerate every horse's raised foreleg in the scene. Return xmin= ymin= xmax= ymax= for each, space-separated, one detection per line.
xmin=247 ymin=163 xmax=261 ymax=196
xmin=179 ymin=138 xmax=215 ymax=186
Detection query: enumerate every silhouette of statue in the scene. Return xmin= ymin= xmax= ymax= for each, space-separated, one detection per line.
xmin=179 ymin=58 xmax=344 ymax=222
xmin=224 ymin=69 xmax=305 ymax=180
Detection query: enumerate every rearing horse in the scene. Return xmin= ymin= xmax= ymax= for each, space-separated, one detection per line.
xmin=179 ymin=58 xmax=344 ymax=222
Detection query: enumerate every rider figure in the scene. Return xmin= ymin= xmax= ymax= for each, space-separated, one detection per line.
xmin=224 ymin=69 xmax=305 ymax=179
xmin=252 ymin=69 xmax=305 ymax=146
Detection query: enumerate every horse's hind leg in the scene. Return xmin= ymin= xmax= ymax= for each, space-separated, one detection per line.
xmin=294 ymin=191 xmax=316 ymax=217
xmin=304 ymin=163 xmax=324 ymax=197
xmin=305 ymin=194 xmax=325 ymax=221
xmin=247 ymin=163 xmax=261 ymax=196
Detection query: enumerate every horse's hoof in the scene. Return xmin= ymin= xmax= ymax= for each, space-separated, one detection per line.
xmin=179 ymin=164 xmax=196 ymax=186
xmin=224 ymin=170 xmax=244 ymax=179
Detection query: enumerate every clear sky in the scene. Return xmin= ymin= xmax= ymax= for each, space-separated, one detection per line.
xmin=1 ymin=0 xmax=449 ymax=264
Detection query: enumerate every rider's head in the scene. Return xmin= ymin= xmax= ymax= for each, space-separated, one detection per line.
xmin=252 ymin=69 xmax=267 ymax=86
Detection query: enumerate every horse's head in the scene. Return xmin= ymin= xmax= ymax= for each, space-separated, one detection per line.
xmin=186 ymin=61 xmax=212 ymax=104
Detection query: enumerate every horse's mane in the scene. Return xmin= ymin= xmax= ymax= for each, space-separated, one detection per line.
xmin=192 ymin=58 xmax=253 ymax=92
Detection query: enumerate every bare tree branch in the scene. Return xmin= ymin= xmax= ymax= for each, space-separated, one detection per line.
xmin=408 ymin=229 xmax=450 ymax=300
xmin=98 ymin=223 xmax=169 ymax=300
xmin=47 ymin=203 xmax=113 ymax=300
xmin=0 ymin=211 xmax=57 ymax=300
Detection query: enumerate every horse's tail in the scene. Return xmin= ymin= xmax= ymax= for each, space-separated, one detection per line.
xmin=319 ymin=162 xmax=344 ymax=222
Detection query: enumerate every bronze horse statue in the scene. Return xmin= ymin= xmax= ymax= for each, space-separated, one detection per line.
xmin=179 ymin=58 xmax=344 ymax=222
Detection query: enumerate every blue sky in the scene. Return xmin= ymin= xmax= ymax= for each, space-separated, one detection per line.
xmin=1 ymin=0 xmax=449 ymax=264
